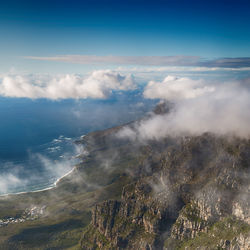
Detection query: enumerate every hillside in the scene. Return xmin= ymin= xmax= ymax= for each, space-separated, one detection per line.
xmin=81 ymin=133 xmax=250 ymax=249
xmin=0 ymin=105 xmax=249 ymax=249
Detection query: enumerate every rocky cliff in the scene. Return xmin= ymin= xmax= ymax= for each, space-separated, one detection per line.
xmin=80 ymin=132 xmax=250 ymax=249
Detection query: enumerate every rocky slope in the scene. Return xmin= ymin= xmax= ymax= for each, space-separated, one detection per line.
xmin=80 ymin=131 xmax=250 ymax=249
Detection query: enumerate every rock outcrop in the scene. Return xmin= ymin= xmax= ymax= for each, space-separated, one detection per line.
xmin=80 ymin=133 xmax=250 ymax=249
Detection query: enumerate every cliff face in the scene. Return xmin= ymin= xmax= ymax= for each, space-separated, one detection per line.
xmin=80 ymin=133 xmax=250 ymax=249
xmin=81 ymin=180 xmax=183 ymax=249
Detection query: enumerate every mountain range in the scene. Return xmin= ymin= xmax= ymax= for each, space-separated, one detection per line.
xmin=0 ymin=103 xmax=249 ymax=250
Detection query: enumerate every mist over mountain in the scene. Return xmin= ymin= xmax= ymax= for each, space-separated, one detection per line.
xmin=0 ymin=95 xmax=249 ymax=249
xmin=1 ymin=0 xmax=250 ymax=249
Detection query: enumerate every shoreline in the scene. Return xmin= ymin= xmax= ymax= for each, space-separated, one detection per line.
xmin=0 ymin=134 xmax=83 ymax=198
xmin=0 ymin=166 xmax=76 ymax=197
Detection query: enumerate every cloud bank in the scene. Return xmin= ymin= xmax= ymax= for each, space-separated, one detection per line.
xmin=25 ymin=55 xmax=250 ymax=68
xmin=0 ymin=70 xmax=135 ymax=100
xmin=118 ymin=76 xmax=250 ymax=139
xmin=144 ymin=75 xmax=215 ymax=100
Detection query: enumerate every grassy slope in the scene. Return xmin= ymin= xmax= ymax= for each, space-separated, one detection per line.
xmin=0 ymin=126 xmax=141 ymax=249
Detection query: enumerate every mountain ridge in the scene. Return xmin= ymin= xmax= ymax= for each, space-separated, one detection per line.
xmin=80 ymin=131 xmax=250 ymax=249
xmin=0 ymin=104 xmax=249 ymax=249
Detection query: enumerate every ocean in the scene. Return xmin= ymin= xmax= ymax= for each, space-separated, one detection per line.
xmin=0 ymin=91 xmax=155 ymax=195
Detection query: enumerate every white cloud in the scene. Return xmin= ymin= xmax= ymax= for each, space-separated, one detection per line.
xmin=0 ymin=70 xmax=135 ymax=100
xmin=143 ymin=75 xmax=215 ymax=100
xmin=118 ymin=76 xmax=250 ymax=139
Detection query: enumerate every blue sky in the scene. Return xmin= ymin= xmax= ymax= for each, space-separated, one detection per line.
xmin=0 ymin=0 xmax=250 ymax=73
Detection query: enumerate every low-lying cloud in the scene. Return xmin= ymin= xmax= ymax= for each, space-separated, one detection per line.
xmin=0 ymin=70 xmax=135 ymax=100
xmin=144 ymin=75 xmax=215 ymax=100
xmin=0 ymin=172 xmax=25 ymax=194
xmin=118 ymin=76 xmax=250 ymax=139
xmin=0 ymin=142 xmax=84 ymax=195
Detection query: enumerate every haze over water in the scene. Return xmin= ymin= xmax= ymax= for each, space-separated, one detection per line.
xmin=0 ymin=93 xmax=155 ymax=194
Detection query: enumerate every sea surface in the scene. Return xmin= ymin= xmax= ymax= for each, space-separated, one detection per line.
xmin=0 ymin=91 xmax=156 ymax=195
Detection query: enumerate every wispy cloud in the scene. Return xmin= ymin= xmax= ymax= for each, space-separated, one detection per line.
xmin=117 ymin=76 xmax=250 ymax=140
xmin=0 ymin=143 xmax=83 ymax=195
xmin=25 ymin=55 xmax=250 ymax=68
xmin=0 ymin=172 xmax=26 ymax=194
xmin=200 ymin=57 xmax=250 ymax=68
xmin=0 ymin=70 xmax=135 ymax=99
xmin=25 ymin=55 xmax=199 ymax=66
xmin=116 ymin=66 xmax=250 ymax=73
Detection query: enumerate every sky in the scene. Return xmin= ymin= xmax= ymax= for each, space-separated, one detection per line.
xmin=0 ymin=0 xmax=250 ymax=73
xmin=1 ymin=0 xmax=250 ymax=193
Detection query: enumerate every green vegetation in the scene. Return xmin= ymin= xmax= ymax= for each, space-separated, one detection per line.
xmin=179 ymin=217 xmax=250 ymax=249
xmin=81 ymin=225 xmax=113 ymax=250
xmin=182 ymin=203 xmax=204 ymax=223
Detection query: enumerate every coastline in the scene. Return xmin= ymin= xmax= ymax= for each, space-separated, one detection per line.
xmin=0 ymin=166 xmax=76 ymax=197
xmin=54 ymin=166 xmax=76 ymax=186
xmin=0 ymin=134 xmax=84 ymax=198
